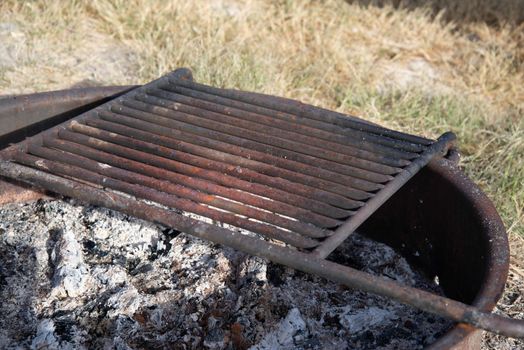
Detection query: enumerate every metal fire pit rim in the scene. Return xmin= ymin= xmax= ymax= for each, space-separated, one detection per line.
xmin=0 ymin=85 xmax=138 ymax=150
xmin=424 ymin=157 xmax=509 ymax=350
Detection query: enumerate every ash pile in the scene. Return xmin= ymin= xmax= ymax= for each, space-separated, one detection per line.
xmin=0 ymin=199 xmax=451 ymax=349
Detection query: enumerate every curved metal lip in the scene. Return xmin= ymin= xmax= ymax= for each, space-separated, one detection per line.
xmin=0 ymin=87 xmax=510 ymax=349
xmin=426 ymin=158 xmax=509 ymax=349
xmin=0 ymin=85 xmax=138 ymax=149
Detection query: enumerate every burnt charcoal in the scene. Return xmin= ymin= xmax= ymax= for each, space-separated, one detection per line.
xmin=266 ymin=263 xmax=286 ymax=286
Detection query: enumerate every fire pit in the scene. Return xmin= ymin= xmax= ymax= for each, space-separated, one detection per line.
xmin=0 ymin=69 xmax=518 ymax=349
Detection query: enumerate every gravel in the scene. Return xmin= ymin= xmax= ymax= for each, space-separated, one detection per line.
xmin=0 ymin=198 xmax=451 ymax=349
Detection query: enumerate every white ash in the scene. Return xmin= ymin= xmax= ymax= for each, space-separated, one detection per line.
xmin=0 ymin=199 xmax=451 ymax=349
xmin=251 ymin=308 xmax=307 ymax=350
xmin=49 ymin=228 xmax=89 ymax=299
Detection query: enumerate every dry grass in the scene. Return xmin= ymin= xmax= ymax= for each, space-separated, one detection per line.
xmin=0 ymin=0 xmax=522 ymax=347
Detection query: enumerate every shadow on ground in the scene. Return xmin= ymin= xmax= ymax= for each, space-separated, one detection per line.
xmin=347 ymin=0 xmax=524 ymax=26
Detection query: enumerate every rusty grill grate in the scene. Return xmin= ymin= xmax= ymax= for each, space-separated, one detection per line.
xmin=2 ymin=68 xmax=524 ymax=338
xmin=0 ymin=68 xmax=455 ymax=256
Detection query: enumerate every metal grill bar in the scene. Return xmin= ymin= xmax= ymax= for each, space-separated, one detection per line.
xmin=27 ymin=145 xmax=329 ymax=239
xmin=170 ymin=75 xmax=432 ymax=146
xmin=137 ymin=89 xmax=419 ymax=160
xmin=150 ymin=86 xmax=425 ymax=153
xmin=67 ymin=122 xmax=369 ymax=204
xmin=117 ymin=99 xmax=408 ymax=170
xmin=104 ymin=104 xmax=403 ymax=178
xmin=14 ymin=152 xmax=319 ymax=248
xmin=81 ymin=117 xmax=384 ymax=193
xmin=91 ymin=111 xmax=394 ymax=185
xmin=37 ymin=137 xmax=342 ymax=228
xmin=313 ymin=132 xmax=456 ymax=258
xmin=53 ymin=131 xmax=351 ymax=218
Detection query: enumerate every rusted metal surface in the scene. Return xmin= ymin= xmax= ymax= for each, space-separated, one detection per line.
xmin=313 ymin=131 xmax=456 ymax=258
xmin=144 ymin=88 xmax=425 ymax=153
xmin=359 ymin=157 xmax=512 ymax=349
xmin=0 ymin=178 xmax=47 ymax=205
xmin=0 ymin=86 xmax=137 ymax=149
xmin=0 ymin=85 xmax=139 ymax=204
xmin=0 ymin=69 xmax=521 ymax=341
xmin=0 ymin=68 xmax=450 ymax=251
xmin=58 ymin=126 xmax=365 ymax=207
xmin=79 ymin=118 xmax=384 ymax=192
xmin=89 ymin=111 xmax=394 ymax=185
xmin=131 ymin=92 xmax=419 ymax=163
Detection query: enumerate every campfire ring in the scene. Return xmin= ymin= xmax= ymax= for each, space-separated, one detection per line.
xmin=0 ymin=82 xmax=510 ymax=349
